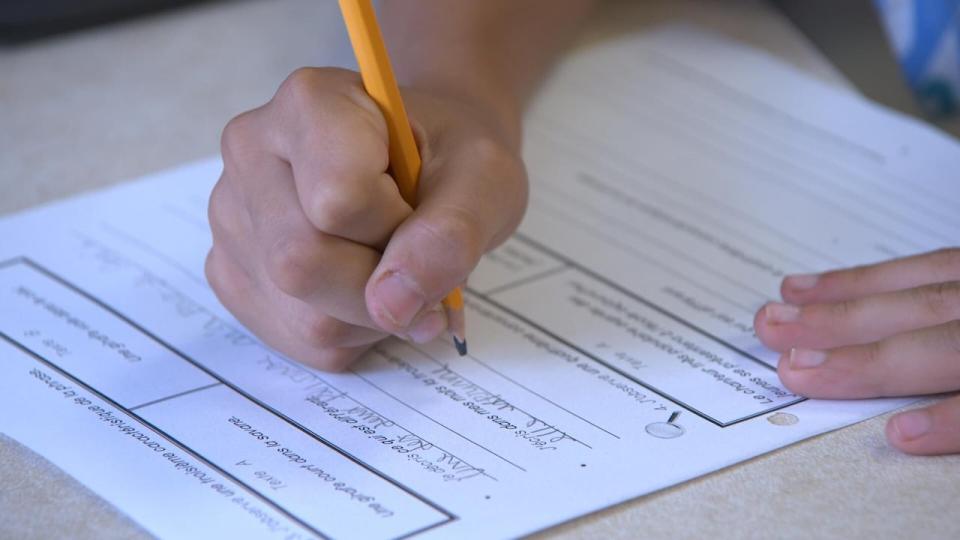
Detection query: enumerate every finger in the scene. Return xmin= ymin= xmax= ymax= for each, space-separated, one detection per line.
xmin=208 ymin=173 xmax=249 ymax=251
xmin=781 ymin=248 xmax=960 ymax=305
xmin=270 ymin=68 xmax=412 ymax=248
xmin=205 ymin=245 xmax=383 ymax=371
xmin=755 ymin=281 xmax=960 ymax=351
xmin=207 ymin=244 xmax=386 ymax=350
xmin=776 ymin=320 xmax=960 ymax=399
xmin=365 ymin=138 xmax=527 ymax=333
xmin=219 ymin=95 xmax=444 ymax=343
xmin=886 ymin=396 xmax=960 ymax=456
xmin=240 ymin=162 xmax=448 ymax=343
xmin=224 ymin=131 xmax=383 ymax=329
xmin=210 ymin=160 xmax=387 ymax=349
xmin=208 ymin=172 xmax=259 ymax=279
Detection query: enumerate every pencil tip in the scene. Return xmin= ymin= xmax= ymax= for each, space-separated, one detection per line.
xmin=453 ymin=336 xmax=468 ymax=356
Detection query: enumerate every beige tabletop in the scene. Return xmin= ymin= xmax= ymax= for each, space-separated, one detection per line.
xmin=1 ymin=1 xmax=958 ymax=538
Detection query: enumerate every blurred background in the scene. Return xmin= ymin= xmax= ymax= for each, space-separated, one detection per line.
xmin=4 ymin=0 xmax=956 ymax=131
xmin=1 ymin=0 xmax=957 ymax=218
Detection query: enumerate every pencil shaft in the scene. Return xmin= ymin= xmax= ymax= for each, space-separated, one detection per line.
xmin=338 ymin=0 xmax=420 ymax=203
xmin=338 ymin=0 xmax=467 ymax=353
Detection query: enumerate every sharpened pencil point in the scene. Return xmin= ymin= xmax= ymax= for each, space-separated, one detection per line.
xmin=445 ymin=294 xmax=466 ymax=356
xmin=454 ymin=336 xmax=468 ymax=356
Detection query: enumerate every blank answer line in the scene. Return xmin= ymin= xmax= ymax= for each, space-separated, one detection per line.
xmin=537 ymin=181 xmax=777 ymax=301
xmin=348 ymin=369 xmax=528 ymax=473
xmin=631 ymin=72 xmax=960 ymax=234
xmin=529 ymin=125 xmax=845 ymax=268
xmin=129 ymin=382 xmax=223 ymax=411
xmin=550 ymin=83 xmax=929 ymax=252
xmin=574 ymin=171 xmax=816 ymax=273
xmin=634 ymin=86 xmax=958 ymax=246
xmin=645 ymin=50 xmax=960 ymax=210
xmin=530 ymin=194 xmax=762 ymax=313
xmin=646 ymin=51 xmax=886 ymax=164
xmin=415 ymin=340 xmax=622 ymax=440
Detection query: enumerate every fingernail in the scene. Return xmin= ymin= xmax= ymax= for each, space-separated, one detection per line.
xmin=892 ymin=410 xmax=932 ymax=441
xmin=789 ymin=348 xmax=826 ymax=369
xmin=373 ymin=272 xmax=425 ymax=329
xmin=407 ymin=306 xmax=447 ymax=344
xmin=786 ymin=273 xmax=819 ymax=291
xmin=765 ymin=302 xmax=801 ymax=323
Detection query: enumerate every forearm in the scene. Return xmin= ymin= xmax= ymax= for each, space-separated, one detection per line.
xmin=380 ymin=0 xmax=597 ymax=147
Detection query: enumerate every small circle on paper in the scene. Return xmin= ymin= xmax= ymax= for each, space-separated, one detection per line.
xmin=767 ymin=412 xmax=799 ymax=426
xmin=645 ymin=421 xmax=685 ymax=439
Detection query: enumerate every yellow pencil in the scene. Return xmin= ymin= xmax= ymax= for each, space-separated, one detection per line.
xmin=338 ymin=0 xmax=467 ymax=355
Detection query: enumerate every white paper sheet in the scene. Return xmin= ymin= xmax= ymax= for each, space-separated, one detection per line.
xmin=2 ymin=26 xmax=958 ymax=539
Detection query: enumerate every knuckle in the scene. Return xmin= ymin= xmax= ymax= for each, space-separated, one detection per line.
xmin=840 ymin=264 xmax=871 ymax=287
xmin=930 ymin=248 xmax=960 ymax=280
xmin=829 ymin=298 xmax=856 ymax=320
xmin=942 ymin=320 xmax=960 ymax=356
xmin=859 ymin=341 xmax=889 ymax=394
xmin=220 ymin=111 xmax=257 ymax=166
xmin=207 ymin=181 xmax=226 ymax=232
xmin=306 ymin=184 xmax=370 ymax=233
xmin=205 ymin=248 xmax=248 ymax=302
xmin=278 ymin=67 xmax=325 ymax=108
xmin=824 ymin=259 xmax=872 ymax=287
xmin=204 ymin=250 xmax=226 ymax=294
xmin=297 ymin=314 xmax=352 ymax=350
xmin=207 ymin=177 xmax=235 ymax=239
xmin=265 ymin=235 xmax=322 ymax=297
xmin=278 ymin=68 xmax=384 ymax=141
xmin=915 ymin=281 xmax=960 ymax=319
xmin=861 ymin=340 xmax=883 ymax=366
xmin=340 ymin=84 xmax=389 ymax=142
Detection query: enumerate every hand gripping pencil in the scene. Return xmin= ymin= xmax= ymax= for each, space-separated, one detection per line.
xmin=338 ymin=0 xmax=467 ymax=355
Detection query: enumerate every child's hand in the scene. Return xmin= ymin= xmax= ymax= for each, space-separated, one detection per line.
xmin=755 ymin=249 xmax=960 ymax=455
xmin=205 ymin=68 xmax=527 ymax=371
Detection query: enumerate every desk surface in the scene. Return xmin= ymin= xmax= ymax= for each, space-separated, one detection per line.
xmin=1 ymin=1 xmax=957 ymax=538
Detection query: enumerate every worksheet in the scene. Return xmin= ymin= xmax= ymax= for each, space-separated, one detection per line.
xmin=2 ymin=27 xmax=958 ymax=539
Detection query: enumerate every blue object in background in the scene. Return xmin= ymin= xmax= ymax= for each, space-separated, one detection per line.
xmin=875 ymin=0 xmax=960 ymax=117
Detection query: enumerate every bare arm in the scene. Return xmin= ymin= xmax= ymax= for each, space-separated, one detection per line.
xmin=382 ymin=0 xmax=597 ymax=146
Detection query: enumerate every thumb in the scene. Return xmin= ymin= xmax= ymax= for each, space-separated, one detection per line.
xmin=365 ymin=140 xmax=527 ymax=338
